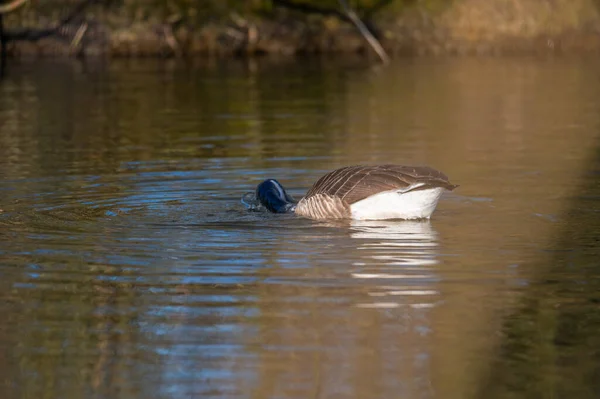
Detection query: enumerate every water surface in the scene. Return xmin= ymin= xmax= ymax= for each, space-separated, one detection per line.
xmin=1 ymin=57 xmax=600 ymax=399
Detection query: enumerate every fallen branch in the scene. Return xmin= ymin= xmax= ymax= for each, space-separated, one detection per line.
xmin=6 ymin=0 xmax=100 ymax=41
xmin=0 ymin=0 xmax=28 ymax=76
xmin=273 ymin=0 xmax=389 ymax=63
xmin=1 ymin=0 xmax=99 ymax=77
xmin=272 ymin=0 xmax=344 ymax=19
xmin=338 ymin=0 xmax=389 ymax=64
xmin=1 ymin=13 xmax=5 ymax=77
xmin=229 ymin=13 xmax=260 ymax=54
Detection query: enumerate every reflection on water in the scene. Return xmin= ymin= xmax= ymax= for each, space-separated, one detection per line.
xmin=482 ymin=143 xmax=600 ymax=399
xmin=1 ymin=57 xmax=600 ymax=399
xmin=350 ymin=221 xmax=439 ymax=309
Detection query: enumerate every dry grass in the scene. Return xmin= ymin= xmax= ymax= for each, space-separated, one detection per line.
xmin=441 ymin=0 xmax=600 ymax=39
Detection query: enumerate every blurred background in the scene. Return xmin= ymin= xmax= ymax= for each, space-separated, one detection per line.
xmin=1 ymin=1 xmax=600 ymax=399
xmin=1 ymin=0 xmax=600 ymax=56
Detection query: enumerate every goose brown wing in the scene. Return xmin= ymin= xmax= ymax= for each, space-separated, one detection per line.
xmin=304 ymin=164 xmax=457 ymax=205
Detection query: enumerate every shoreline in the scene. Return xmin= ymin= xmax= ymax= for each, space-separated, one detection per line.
xmin=6 ymin=25 xmax=600 ymax=59
xmin=3 ymin=0 xmax=600 ymax=58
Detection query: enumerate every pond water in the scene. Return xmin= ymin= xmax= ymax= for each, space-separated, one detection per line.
xmin=1 ymin=56 xmax=600 ymax=399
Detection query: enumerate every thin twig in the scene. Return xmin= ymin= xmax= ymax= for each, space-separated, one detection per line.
xmin=225 ymin=27 xmax=244 ymax=41
xmin=70 ymin=22 xmax=87 ymax=51
xmin=274 ymin=0 xmax=389 ymax=63
xmin=0 ymin=0 xmax=28 ymax=14
xmin=230 ymin=12 xmax=248 ymax=29
xmin=246 ymin=23 xmax=258 ymax=53
xmin=163 ymin=25 xmax=181 ymax=57
xmin=338 ymin=0 xmax=389 ymax=64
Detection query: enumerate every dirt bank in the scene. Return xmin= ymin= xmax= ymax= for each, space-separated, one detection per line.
xmin=3 ymin=0 xmax=600 ymax=57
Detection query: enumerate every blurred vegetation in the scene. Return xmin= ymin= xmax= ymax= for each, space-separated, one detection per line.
xmin=22 ymin=0 xmax=445 ymax=22
xmin=113 ymin=0 xmax=444 ymax=20
xmin=2 ymin=0 xmax=600 ymax=56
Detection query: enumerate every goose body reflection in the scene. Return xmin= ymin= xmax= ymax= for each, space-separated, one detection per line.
xmin=348 ymin=220 xmax=441 ymax=309
xmin=243 ymin=164 xmax=457 ymax=220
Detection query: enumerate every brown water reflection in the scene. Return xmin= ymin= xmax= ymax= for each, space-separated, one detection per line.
xmin=0 ymin=57 xmax=599 ymax=399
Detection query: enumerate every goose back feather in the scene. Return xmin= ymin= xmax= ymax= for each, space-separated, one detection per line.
xmin=295 ymin=165 xmax=457 ymax=220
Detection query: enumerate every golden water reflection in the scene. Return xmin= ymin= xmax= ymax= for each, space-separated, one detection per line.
xmin=1 ymin=57 xmax=600 ymax=399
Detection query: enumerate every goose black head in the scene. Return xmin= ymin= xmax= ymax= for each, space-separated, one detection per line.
xmin=255 ymin=179 xmax=296 ymax=213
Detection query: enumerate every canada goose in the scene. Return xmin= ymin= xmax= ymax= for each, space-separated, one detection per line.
xmin=242 ymin=164 xmax=457 ymax=220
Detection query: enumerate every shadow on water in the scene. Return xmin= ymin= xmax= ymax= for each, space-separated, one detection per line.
xmin=480 ymin=139 xmax=600 ymax=398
